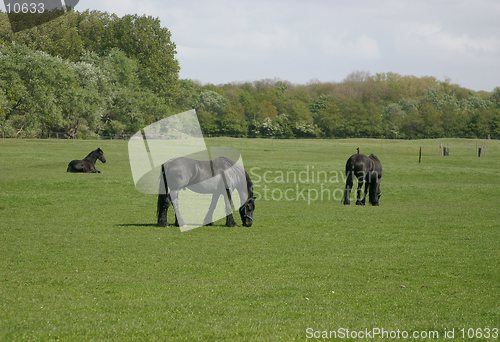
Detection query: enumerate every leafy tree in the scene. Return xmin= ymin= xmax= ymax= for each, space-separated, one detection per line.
xmin=491 ymin=87 xmax=500 ymax=108
xmin=175 ymin=79 xmax=201 ymax=110
xmin=196 ymin=90 xmax=227 ymax=115
xmin=197 ymin=109 xmax=218 ymax=136
xmin=218 ymin=107 xmax=247 ymax=136
xmin=313 ymin=97 xmax=342 ymax=137
xmin=62 ymin=60 xmax=107 ymax=137
xmin=109 ymin=14 xmax=179 ymax=99
xmin=1 ymin=9 xmax=499 ymax=140
xmin=382 ymin=103 xmax=405 ymax=138
xmin=252 ymin=114 xmax=293 ymax=138
xmin=293 ymin=121 xmax=321 ymax=138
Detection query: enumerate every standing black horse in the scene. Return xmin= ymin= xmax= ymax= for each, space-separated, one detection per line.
xmin=67 ymin=148 xmax=106 ymax=173
xmin=157 ymin=156 xmax=255 ymax=228
xmin=343 ymin=153 xmax=382 ymax=206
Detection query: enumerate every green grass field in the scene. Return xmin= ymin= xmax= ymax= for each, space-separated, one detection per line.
xmin=0 ymin=138 xmax=499 ymax=341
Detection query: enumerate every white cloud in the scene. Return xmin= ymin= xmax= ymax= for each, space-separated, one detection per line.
xmin=79 ymin=0 xmax=500 ymax=90
xmin=410 ymin=24 xmax=500 ymax=55
xmin=319 ymin=34 xmax=381 ymax=60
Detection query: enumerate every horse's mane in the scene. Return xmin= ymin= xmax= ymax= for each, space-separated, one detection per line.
xmin=85 ymin=149 xmax=98 ymax=159
xmin=222 ymin=157 xmax=254 ymax=199
xmin=245 ymin=170 xmax=254 ymax=198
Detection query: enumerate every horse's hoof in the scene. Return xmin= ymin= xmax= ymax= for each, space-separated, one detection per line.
xmin=356 ymin=201 xmax=364 ymax=206
xmin=343 ymin=201 xmax=350 ymax=205
xmin=203 ymin=222 xmax=213 ymax=226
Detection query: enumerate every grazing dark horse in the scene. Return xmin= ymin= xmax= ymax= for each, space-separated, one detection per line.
xmin=67 ymin=148 xmax=106 ymax=173
xmin=343 ymin=153 xmax=382 ymax=206
xmin=157 ymin=156 xmax=255 ymax=228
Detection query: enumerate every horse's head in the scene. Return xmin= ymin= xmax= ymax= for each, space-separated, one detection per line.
xmin=239 ymin=196 xmax=255 ymax=227
xmin=97 ymin=148 xmax=106 ymax=163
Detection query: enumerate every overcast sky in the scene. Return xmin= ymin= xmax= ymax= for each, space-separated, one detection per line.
xmin=75 ymin=0 xmax=500 ymax=90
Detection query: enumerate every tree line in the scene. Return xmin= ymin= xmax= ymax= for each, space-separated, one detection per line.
xmin=0 ymin=10 xmax=499 ymax=139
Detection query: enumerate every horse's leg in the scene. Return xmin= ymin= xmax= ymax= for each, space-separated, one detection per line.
xmin=343 ymin=171 xmax=353 ymax=205
xmin=168 ymin=194 xmax=179 ymax=226
xmin=169 ymin=190 xmax=185 ymax=227
xmin=203 ymin=193 xmax=220 ymax=226
xmin=362 ymin=180 xmax=369 ymax=205
xmin=86 ymin=162 xmax=100 ymax=173
xmin=369 ymin=179 xmax=380 ymax=206
xmin=356 ymin=177 xmax=364 ymax=205
xmin=157 ymin=193 xmax=168 ymax=226
xmin=222 ymin=189 xmax=236 ymax=227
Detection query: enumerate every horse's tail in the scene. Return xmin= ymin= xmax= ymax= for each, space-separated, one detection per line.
xmin=345 ymin=157 xmax=354 ymax=184
xmin=369 ymin=180 xmax=378 ymax=205
xmin=367 ymin=154 xmax=382 ymax=184
xmin=157 ymin=164 xmax=169 ymax=226
xmin=157 ymin=193 xmax=168 ymax=226
xmin=343 ymin=157 xmax=354 ymax=204
xmin=66 ymin=161 xmax=75 ymax=172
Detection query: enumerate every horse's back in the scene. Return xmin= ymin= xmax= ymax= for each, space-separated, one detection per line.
xmin=164 ymin=157 xmax=206 ymax=190
xmin=346 ymin=154 xmax=370 ymax=175
xmin=67 ymin=160 xmax=79 ymax=172
xmin=212 ymin=156 xmax=237 ymax=173
xmin=213 ymin=156 xmax=245 ymax=188
xmin=67 ymin=159 xmax=86 ymax=172
xmin=164 ymin=156 xmax=243 ymax=192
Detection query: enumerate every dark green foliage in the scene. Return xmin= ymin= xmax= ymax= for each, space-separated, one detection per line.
xmin=0 ymin=10 xmax=178 ymax=138
xmin=0 ymin=44 xmax=105 ymax=138
xmin=0 ymin=10 xmax=498 ymax=139
xmin=209 ymin=76 xmax=499 ymax=139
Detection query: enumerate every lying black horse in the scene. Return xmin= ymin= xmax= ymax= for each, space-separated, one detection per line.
xmin=343 ymin=153 xmax=382 ymax=206
xmin=67 ymin=148 xmax=106 ymax=173
xmin=157 ymin=156 xmax=255 ymax=227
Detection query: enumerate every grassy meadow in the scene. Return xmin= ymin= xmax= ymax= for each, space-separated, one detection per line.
xmin=0 ymin=138 xmax=499 ymax=340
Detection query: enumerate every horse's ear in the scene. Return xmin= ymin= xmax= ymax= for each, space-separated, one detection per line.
xmin=97 ymin=147 xmax=102 ymax=152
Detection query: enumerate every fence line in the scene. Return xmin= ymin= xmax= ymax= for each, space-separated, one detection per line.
xmin=1 ymin=130 xmax=498 ymax=141
xmin=1 ymin=131 xmax=253 ymax=140
xmin=1 ymin=131 xmax=133 ymax=140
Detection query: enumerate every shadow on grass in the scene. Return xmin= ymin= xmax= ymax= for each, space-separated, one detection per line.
xmin=116 ymin=223 xmax=234 ymax=229
xmin=116 ymin=223 xmax=161 ymax=228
